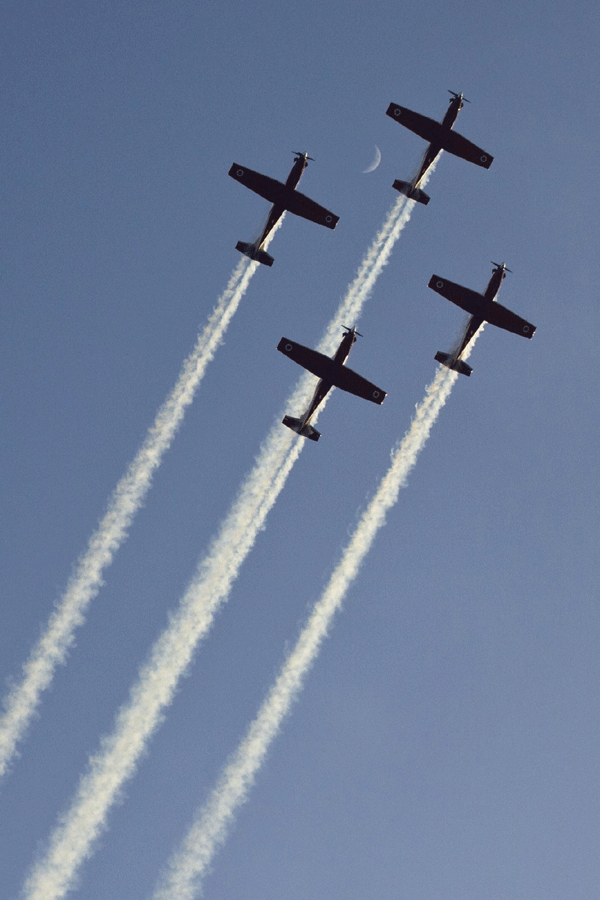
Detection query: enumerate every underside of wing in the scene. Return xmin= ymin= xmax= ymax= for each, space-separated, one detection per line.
xmin=229 ymin=164 xmax=286 ymax=205
xmin=333 ymin=366 xmax=387 ymax=404
xmin=428 ymin=275 xmax=484 ymax=315
xmin=441 ymin=131 xmax=494 ymax=168
xmin=277 ymin=338 xmax=333 ymax=380
xmin=284 ymin=190 xmax=339 ymax=229
xmin=485 ymin=302 xmax=536 ymax=338
xmin=386 ymin=104 xmax=442 ymax=145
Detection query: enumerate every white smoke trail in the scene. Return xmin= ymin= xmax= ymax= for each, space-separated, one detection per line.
xmin=20 ymin=192 xmax=419 ymax=900
xmin=0 ymin=251 xmax=265 ymax=783
xmin=150 ymin=335 xmax=482 ymax=900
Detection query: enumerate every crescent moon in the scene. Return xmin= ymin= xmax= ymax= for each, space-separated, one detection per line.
xmin=362 ymin=145 xmax=381 ymax=173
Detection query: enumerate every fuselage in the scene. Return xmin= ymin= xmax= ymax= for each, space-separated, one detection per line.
xmin=441 ymin=94 xmax=464 ymax=130
xmin=483 ymin=264 xmax=506 ymax=302
xmin=455 ymin=265 xmax=507 ymax=359
xmin=257 ymin=153 xmax=310 ymax=248
xmin=416 ymin=94 xmax=464 ymax=185
xmin=285 ymin=153 xmax=309 ymax=190
xmin=300 ymin=330 xmax=357 ymax=428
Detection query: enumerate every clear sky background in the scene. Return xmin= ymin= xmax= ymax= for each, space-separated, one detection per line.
xmin=2 ymin=1 xmax=599 ymax=898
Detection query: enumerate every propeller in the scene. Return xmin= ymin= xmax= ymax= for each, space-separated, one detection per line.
xmin=448 ymin=90 xmax=470 ymax=104
xmin=492 ymin=260 xmax=512 ymax=273
xmin=343 ymin=325 xmax=363 ymax=337
xmin=292 ymin=151 xmax=315 ymax=161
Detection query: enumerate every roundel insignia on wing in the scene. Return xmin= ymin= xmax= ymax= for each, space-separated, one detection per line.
xmin=372 ymin=390 xmax=381 ymax=399
xmin=480 ymin=155 xmax=488 ymax=164
xmin=236 ymin=168 xmax=244 ymax=177
xmin=436 ymin=280 xmax=444 ymax=289
xmin=393 ymin=107 xmax=401 ymax=116
xmin=284 ymin=343 xmax=293 ymax=352
xmin=523 ymin=325 xmax=530 ymax=334
xmin=325 ymin=215 xmax=332 ymax=223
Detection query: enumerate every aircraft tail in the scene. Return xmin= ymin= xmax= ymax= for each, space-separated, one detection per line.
xmin=435 ymin=351 xmax=472 ymax=377
xmin=282 ymin=415 xmax=320 ymax=442
xmin=392 ymin=180 xmax=430 ymax=205
xmin=235 ymin=241 xmax=274 ymax=267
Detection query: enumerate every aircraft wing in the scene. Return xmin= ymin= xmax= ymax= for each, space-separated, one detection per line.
xmin=386 ymin=104 xmax=442 ymax=145
xmin=277 ymin=338 xmax=333 ymax=380
xmin=429 ymin=276 xmax=536 ymax=339
xmin=485 ymin=302 xmax=536 ymax=338
xmin=441 ymin=130 xmax=493 ymax=168
xmin=332 ymin=366 xmax=387 ymax=404
xmin=284 ymin=190 xmax=339 ymax=229
xmin=428 ymin=275 xmax=484 ymax=315
xmin=277 ymin=339 xmax=386 ymax=402
xmin=230 ymin=165 xmax=338 ymax=229
xmin=229 ymin=164 xmax=286 ymax=205
xmin=386 ymin=105 xmax=493 ymax=168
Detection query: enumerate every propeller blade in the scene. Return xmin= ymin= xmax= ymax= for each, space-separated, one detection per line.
xmin=448 ymin=90 xmax=470 ymax=103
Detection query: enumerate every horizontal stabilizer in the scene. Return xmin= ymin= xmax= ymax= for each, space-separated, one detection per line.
xmin=435 ymin=351 xmax=472 ymax=377
xmin=282 ymin=415 xmax=320 ymax=442
xmin=235 ymin=241 xmax=274 ymax=267
xmin=392 ymin=180 xmax=430 ymax=205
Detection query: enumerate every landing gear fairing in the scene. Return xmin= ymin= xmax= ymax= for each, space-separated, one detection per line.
xmin=386 ymin=91 xmax=494 ymax=205
xmin=228 ymin=152 xmax=339 ymax=267
xmin=429 ymin=262 xmax=536 ymax=376
xmin=277 ymin=327 xmax=386 ymax=442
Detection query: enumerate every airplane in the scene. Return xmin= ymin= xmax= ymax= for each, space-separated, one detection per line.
xmin=428 ymin=262 xmax=536 ymax=376
xmin=228 ymin=151 xmax=339 ymax=266
xmin=276 ymin=327 xmax=386 ymax=441
xmin=385 ymin=91 xmax=494 ymax=205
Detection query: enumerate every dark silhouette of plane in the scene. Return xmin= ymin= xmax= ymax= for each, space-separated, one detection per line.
xmin=228 ymin=152 xmax=339 ymax=266
xmin=429 ymin=262 xmax=536 ymax=376
xmin=386 ymin=91 xmax=494 ymax=205
xmin=277 ymin=327 xmax=386 ymax=441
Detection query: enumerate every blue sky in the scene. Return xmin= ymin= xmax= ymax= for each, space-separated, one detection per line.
xmin=2 ymin=1 xmax=600 ymax=898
